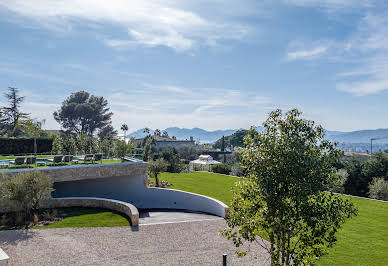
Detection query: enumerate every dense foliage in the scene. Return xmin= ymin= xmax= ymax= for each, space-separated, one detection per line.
xmin=341 ymin=153 xmax=388 ymax=197
xmin=211 ymin=163 xmax=231 ymax=175
xmin=0 ymin=137 xmax=53 ymax=154
xmin=0 ymin=171 xmax=54 ymax=227
xmin=213 ymin=129 xmax=248 ymax=150
xmin=53 ymin=91 xmax=113 ymax=136
xmin=368 ymin=177 xmax=388 ymax=201
xmin=148 ymin=158 xmax=168 ymax=187
xmin=222 ymin=109 xmax=357 ymax=265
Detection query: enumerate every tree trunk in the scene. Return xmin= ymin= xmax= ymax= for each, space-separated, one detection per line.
xmin=155 ymin=173 xmax=160 ymax=187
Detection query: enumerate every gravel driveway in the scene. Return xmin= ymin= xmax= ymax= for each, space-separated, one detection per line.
xmin=0 ymin=219 xmax=270 ymax=266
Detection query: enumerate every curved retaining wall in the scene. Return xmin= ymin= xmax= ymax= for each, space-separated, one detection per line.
xmin=45 ymin=197 xmax=139 ymax=226
xmin=0 ymin=162 xmax=229 ymax=218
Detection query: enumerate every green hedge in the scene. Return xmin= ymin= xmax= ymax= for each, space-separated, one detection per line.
xmin=0 ymin=137 xmax=54 ymax=155
xmin=212 ymin=163 xmax=232 ymax=175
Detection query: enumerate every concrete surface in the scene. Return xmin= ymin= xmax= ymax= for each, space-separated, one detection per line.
xmin=139 ymin=209 xmax=221 ymax=225
xmin=0 ymin=219 xmax=270 ymax=266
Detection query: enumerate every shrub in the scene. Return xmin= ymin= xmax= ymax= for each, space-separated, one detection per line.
xmin=0 ymin=137 xmax=53 ymax=155
xmin=368 ymin=177 xmax=388 ymax=201
xmin=0 ymin=171 xmax=54 ymax=227
xmin=51 ymin=135 xmax=64 ymax=154
xmin=212 ymin=163 xmax=231 ymax=175
xmin=230 ymin=163 xmax=244 ymax=177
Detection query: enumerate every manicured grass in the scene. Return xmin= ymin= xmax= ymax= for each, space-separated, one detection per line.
xmin=32 ymin=207 xmax=130 ymax=229
xmin=317 ymin=197 xmax=388 ymax=266
xmin=153 ymin=172 xmax=388 ymax=265
xmin=157 ymin=172 xmax=239 ymax=204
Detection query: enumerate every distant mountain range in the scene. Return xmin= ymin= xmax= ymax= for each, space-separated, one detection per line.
xmin=127 ymin=127 xmax=238 ymax=143
xmin=127 ymin=127 xmax=388 ymax=144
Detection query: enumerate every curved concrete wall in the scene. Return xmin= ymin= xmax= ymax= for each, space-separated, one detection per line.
xmin=1 ymin=162 xmax=229 ymax=218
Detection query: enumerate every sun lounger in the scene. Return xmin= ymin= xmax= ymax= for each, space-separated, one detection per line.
xmin=10 ymin=157 xmax=26 ymax=166
xmin=48 ymin=155 xmax=64 ymax=164
xmin=79 ymin=154 xmax=94 ymax=163
xmin=63 ymin=155 xmax=73 ymax=163
xmin=25 ymin=157 xmax=36 ymax=165
xmin=93 ymin=153 xmax=103 ymax=163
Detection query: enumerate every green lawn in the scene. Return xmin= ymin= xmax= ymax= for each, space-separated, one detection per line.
xmin=154 ymin=172 xmax=388 ymax=266
xmin=32 ymin=207 xmax=130 ymax=229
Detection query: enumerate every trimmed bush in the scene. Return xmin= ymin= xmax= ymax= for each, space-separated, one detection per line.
xmin=368 ymin=177 xmax=388 ymax=201
xmin=212 ymin=163 xmax=232 ymax=175
xmin=0 ymin=137 xmax=53 ymax=155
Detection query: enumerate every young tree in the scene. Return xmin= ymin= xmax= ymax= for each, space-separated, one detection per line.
xmin=63 ymin=134 xmax=78 ymax=155
xmin=53 ymin=91 xmax=113 ymax=135
xmin=121 ymin=124 xmax=128 ymax=140
xmin=222 ymin=109 xmax=357 ymax=265
xmin=51 ymin=135 xmax=64 ymax=155
xmin=19 ymin=119 xmax=44 ymax=155
xmin=77 ymin=133 xmax=88 ymax=154
xmin=148 ymin=158 xmax=168 ymax=187
xmin=0 ymin=171 xmax=54 ymax=228
xmin=2 ymin=87 xmax=29 ymax=136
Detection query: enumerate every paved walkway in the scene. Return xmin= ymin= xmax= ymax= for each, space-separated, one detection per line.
xmin=0 ymin=219 xmax=270 ymax=266
xmin=139 ymin=209 xmax=222 ymax=225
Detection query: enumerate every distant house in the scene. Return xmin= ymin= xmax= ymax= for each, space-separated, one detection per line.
xmin=133 ymin=135 xmax=195 ymax=147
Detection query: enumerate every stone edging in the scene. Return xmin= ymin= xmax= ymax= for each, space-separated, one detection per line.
xmin=45 ymin=197 xmax=140 ymax=226
xmin=0 ymin=248 xmax=9 ymax=266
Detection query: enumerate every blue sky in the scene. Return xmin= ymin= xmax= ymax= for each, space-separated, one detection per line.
xmin=0 ymin=0 xmax=387 ymax=133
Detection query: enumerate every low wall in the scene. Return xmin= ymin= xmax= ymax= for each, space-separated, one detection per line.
xmin=1 ymin=162 xmax=229 ymax=218
xmin=45 ymin=197 xmax=139 ymax=226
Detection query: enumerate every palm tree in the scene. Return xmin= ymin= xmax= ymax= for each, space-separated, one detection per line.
xmin=121 ymin=124 xmax=128 ymax=141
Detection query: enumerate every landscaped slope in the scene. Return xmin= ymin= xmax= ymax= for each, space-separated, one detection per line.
xmin=157 ymin=172 xmax=388 ymax=266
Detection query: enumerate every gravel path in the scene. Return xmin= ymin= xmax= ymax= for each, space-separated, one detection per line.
xmin=0 ymin=219 xmax=270 ymax=266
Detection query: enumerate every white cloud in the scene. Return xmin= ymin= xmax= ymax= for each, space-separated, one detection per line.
xmin=284 ymin=0 xmax=373 ymax=10
xmin=107 ymin=84 xmax=270 ymax=131
xmin=287 ymin=45 xmax=329 ymax=61
xmin=0 ymin=0 xmax=251 ymax=51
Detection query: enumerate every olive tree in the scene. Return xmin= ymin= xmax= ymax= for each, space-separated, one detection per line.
xmin=0 ymin=171 xmax=54 ymax=227
xmin=148 ymin=158 xmax=168 ymax=187
xmin=222 ymin=109 xmax=357 ymax=265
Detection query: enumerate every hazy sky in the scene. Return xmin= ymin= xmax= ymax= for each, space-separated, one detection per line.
xmin=0 ymin=0 xmax=387 ymax=132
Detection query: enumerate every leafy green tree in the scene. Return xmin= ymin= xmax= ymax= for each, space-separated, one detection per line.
xmin=114 ymin=140 xmax=129 ymax=158
xmin=63 ymin=134 xmax=78 ymax=155
xmin=1 ymin=87 xmax=29 ymax=136
xmin=0 ymin=171 xmax=54 ymax=228
xmin=222 ymin=109 xmax=357 ymax=265
xmin=97 ymin=124 xmax=117 ymax=140
xmin=148 ymin=158 xmax=168 ymax=187
xmin=77 ymin=133 xmax=88 ymax=154
xmin=142 ymin=136 xmax=152 ymax=161
xmin=51 ymin=135 xmax=64 ymax=154
xmin=53 ymin=91 xmax=113 ymax=135
xmin=19 ymin=119 xmax=44 ymax=155
xmin=100 ymin=137 xmax=114 ymax=157
xmin=86 ymin=136 xmax=100 ymax=154
xmin=214 ymin=130 xmax=248 ymax=150
xmin=121 ymin=124 xmax=128 ymax=139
